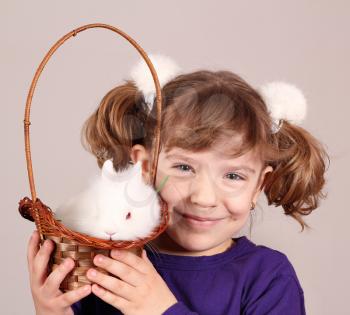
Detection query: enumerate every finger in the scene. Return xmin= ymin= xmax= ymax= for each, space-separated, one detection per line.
xmin=57 ymin=284 xmax=92 ymax=308
xmin=91 ymin=283 xmax=129 ymax=312
xmin=27 ymin=230 xmax=40 ymax=272
xmin=32 ymin=238 xmax=55 ymax=286
xmin=93 ymin=254 xmax=144 ymax=287
xmin=43 ymin=257 xmax=75 ymax=296
xmin=142 ymin=249 xmax=154 ymax=266
xmin=110 ymin=249 xmax=150 ymax=275
xmin=86 ymin=268 xmax=134 ymax=301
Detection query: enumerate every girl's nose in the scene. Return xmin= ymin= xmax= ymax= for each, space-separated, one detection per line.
xmin=190 ymin=172 xmax=217 ymax=207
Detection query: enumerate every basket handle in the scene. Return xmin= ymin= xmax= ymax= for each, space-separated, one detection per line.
xmin=23 ymin=23 xmax=162 ymax=202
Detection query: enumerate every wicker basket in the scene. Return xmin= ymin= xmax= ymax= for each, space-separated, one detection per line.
xmin=18 ymin=23 xmax=170 ymax=292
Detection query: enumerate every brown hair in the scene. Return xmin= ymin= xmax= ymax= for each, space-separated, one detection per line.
xmin=81 ymin=70 xmax=329 ymax=232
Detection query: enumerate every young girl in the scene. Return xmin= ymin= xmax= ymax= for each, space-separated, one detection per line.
xmin=27 ymin=54 xmax=328 ymax=315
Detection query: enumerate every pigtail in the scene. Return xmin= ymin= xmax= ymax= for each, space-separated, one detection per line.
xmin=80 ymin=80 xmax=149 ymax=172
xmin=263 ymin=121 xmax=330 ymax=232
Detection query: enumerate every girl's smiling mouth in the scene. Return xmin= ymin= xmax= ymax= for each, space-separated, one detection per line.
xmin=183 ymin=216 xmax=223 ymax=228
xmin=173 ymin=209 xmax=225 ymax=228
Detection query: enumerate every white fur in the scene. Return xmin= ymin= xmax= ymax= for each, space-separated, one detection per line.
xmin=258 ymin=81 xmax=307 ymax=125
xmin=129 ymin=53 xmax=182 ymax=108
xmin=53 ymin=160 xmax=161 ymax=241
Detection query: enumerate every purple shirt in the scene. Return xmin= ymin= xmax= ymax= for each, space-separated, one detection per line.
xmin=72 ymin=236 xmax=306 ymax=314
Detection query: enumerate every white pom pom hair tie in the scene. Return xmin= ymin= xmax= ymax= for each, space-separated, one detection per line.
xmin=129 ymin=53 xmax=182 ymax=111
xmin=258 ymin=81 xmax=308 ymax=134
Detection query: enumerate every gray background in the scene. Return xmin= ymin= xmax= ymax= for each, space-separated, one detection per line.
xmin=2 ymin=1 xmax=349 ymax=314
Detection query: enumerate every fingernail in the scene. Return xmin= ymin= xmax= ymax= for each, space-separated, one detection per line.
xmin=64 ymin=258 xmax=72 ymax=267
xmin=89 ymin=269 xmax=97 ymax=277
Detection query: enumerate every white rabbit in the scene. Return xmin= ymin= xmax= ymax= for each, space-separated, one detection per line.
xmin=53 ymin=159 xmax=162 ymax=241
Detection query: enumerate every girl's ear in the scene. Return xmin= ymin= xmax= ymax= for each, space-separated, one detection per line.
xmin=252 ymin=165 xmax=273 ymax=204
xmin=130 ymin=144 xmax=152 ymax=184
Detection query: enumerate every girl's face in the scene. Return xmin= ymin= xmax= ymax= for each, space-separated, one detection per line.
xmin=131 ymin=138 xmax=272 ymax=256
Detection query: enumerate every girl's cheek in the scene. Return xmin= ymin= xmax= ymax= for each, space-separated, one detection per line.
xmin=220 ymin=179 xmax=253 ymax=196
xmin=221 ymin=179 xmax=258 ymax=212
xmin=156 ymin=178 xmax=192 ymax=226
xmin=157 ymin=174 xmax=189 ymax=207
xmin=224 ymin=195 xmax=251 ymax=218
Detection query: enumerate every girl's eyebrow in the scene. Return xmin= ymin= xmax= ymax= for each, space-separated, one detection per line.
xmin=166 ymin=154 xmax=256 ymax=174
xmin=166 ymin=154 xmax=197 ymax=163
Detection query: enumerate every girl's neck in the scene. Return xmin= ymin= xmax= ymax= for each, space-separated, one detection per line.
xmin=147 ymin=232 xmax=235 ymax=257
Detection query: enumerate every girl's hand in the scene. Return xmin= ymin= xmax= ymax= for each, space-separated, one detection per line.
xmin=27 ymin=230 xmax=92 ymax=315
xmin=86 ymin=248 xmax=178 ymax=315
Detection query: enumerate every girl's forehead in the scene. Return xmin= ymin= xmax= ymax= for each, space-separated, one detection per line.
xmin=165 ymin=133 xmax=258 ymax=158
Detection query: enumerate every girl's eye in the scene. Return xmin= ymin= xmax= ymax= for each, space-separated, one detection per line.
xmin=173 ymin=164 xmax=245 ymax=181
xmin=173 ymin=164 xmax=193 ymax=173
xmin=226 ymin=173 xmax=245 ymax=181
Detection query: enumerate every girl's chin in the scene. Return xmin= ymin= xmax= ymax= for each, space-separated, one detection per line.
xmin=166 ymin=229 xmax=217 ymax=250
xmin=166 ymin=233 xmax=233 ymax=256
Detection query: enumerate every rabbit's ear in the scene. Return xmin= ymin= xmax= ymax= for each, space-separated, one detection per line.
xmin=127 ymin=160 xmax=154 ymax=198
xmin=130 ymin=160 xmax=144 ymax=182
xmin=101 ymin=159 xmax=115 ymax=179
xmin=133 ymin=160 xmax=143 ymax=174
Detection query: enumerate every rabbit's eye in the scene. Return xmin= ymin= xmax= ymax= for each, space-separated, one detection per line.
xmin=126 ymin=212 xmax=132 ymax=220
